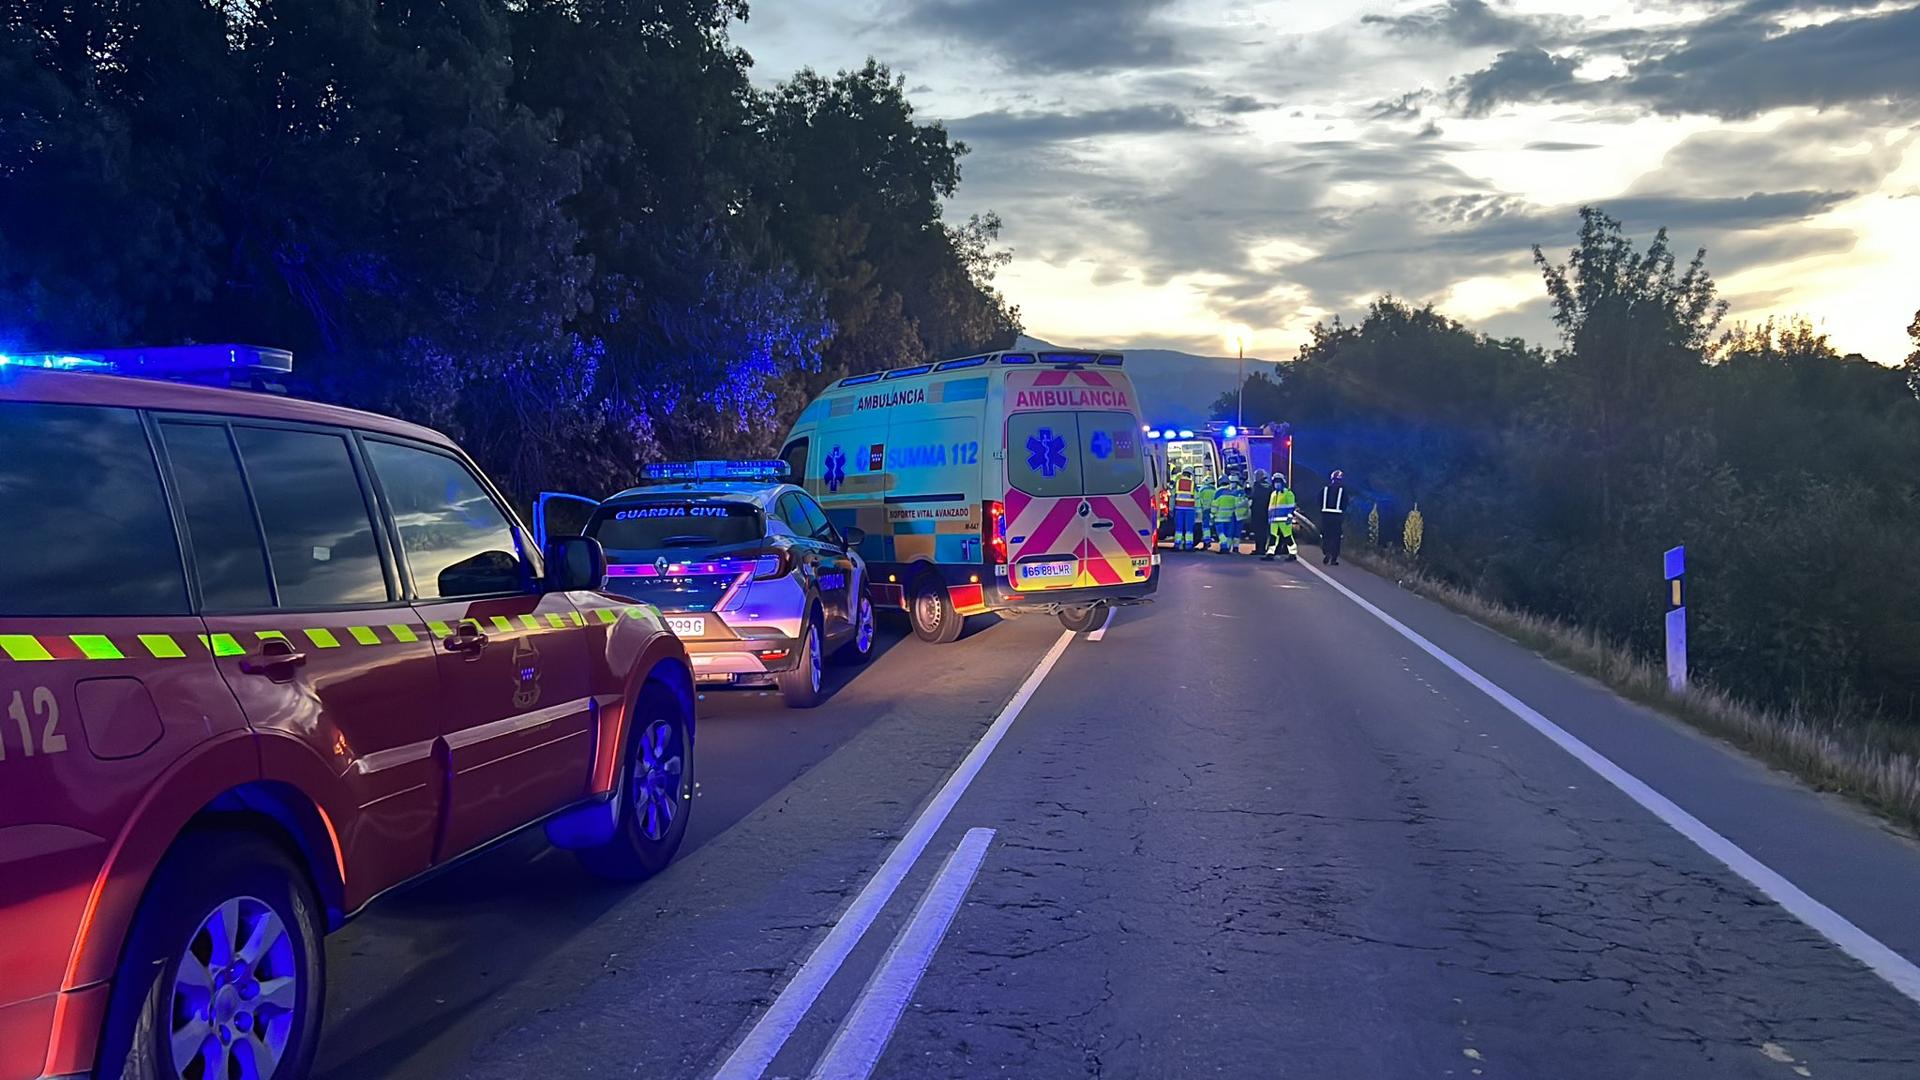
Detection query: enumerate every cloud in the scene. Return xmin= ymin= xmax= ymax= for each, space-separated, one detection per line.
xmin=1362 ymin=0 xmax=1579 ymax=48
xmin=901 ymin=0 xmax=1198 ymax=72
xmin=1450 ymin=47 xmax=1583 ymax=116
xmin=1444 ymin=3 xmax=1920 ymax=119
xmin=947 ymin=105 xmax=1202 ymax=146
xmin=1608 ymin=3 xmax=1920 ymax=119
xmin=1524 ymin=140 xmax=1599 ymax=151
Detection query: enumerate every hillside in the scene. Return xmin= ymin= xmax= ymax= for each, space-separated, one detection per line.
xmin=1016 ymin=335 xmax=1279 ymax=426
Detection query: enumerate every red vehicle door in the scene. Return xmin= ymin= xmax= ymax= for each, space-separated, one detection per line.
xmin=0 ymin=402 xmax=249 ymax=1080
xmin=360 ymin=437 xmax=594 ymax=859
xmin=166 ymin=419 xmax=445 ymax=893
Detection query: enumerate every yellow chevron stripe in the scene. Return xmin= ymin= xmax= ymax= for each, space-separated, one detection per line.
xmin=140 ymin=633 xmax=186 ymax=659
xmin=71 ymin=634 xmax=125 ymax=660
xmin=348 ymin=625 xmax=381 ymax=646
xmin=0 ymin=635 xmax=54 ymax=661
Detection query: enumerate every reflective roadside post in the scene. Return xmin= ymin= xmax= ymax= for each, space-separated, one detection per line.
xmin=1664 ymin=546 xmax=1687 ymax=691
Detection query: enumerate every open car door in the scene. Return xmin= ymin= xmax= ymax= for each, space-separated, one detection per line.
xmin=533 ymin=491 xmax=602 ymax=549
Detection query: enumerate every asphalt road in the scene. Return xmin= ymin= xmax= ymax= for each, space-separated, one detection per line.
xmin=317 ymin=548 xmax=1920 ymax=1079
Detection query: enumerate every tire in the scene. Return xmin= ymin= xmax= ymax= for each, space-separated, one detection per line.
xmin=834 ymin=593 xmax=876 ymax=665
xmin=577 ymin=681 xmax=694 ymax=880
xmin=778 ymin=617 xmax=826 ymax=707
xmin=909 ymin=576 xmax=964 ymax=644
xmin=1058 ymin=602 xmax=1105 ymax=633
xmin=97 ymin=830 xmax=325 ymax=1080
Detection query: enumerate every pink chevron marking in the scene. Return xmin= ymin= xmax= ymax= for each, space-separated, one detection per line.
xmin=1018 ymin=498 xmax=1082 ymax=558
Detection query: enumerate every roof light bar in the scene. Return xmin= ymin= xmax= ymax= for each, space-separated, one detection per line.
xmin=641 ymin=460 xmax=790 ymax=482
xmin=0 ymin=344 xmax=293 ymax=377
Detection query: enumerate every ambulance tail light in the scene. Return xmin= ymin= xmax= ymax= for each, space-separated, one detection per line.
xmin=986 ymin=501 xmax=1008 ymax=565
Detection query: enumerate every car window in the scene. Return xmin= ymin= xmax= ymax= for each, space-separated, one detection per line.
xmin=232 ymin=426 xmax=390 ymax=608
xmin=1006 ymin=411 xmax=1085 ymax=498
xmin=795 ymin=493 xmax=837 ymax=543
xmin=780 ymin=439 xmax=809 ymax=488
xmin=589 ymin=500 xmax=763 ymax=555
xmin=364 ymin=440 xmax=527 ymax=598
xmin=774 ymin=492 xmax=810 ymax=534
xmin=159 ymin=422 xmax=274 ymax=610
xmin=1078 ymin=412 xmax=1145 ymax=496
xmin=0 ymin=402 xmax=188 ymax=616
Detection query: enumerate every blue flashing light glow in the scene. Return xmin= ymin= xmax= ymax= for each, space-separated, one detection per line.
xmin=1096 ymin=353 xmax=1124 ymax=366
xmin=1223 ymin=425 xmax=1237 ymax=439
xmin=1146 ymin=429 xmax=1163 ymax=439
xmin=998 ymin=353 xmax=1036 ymax=364
xmin=642 ymin=460 xmax=790 ymax=482
xmin=935 ymin=356 xmax=989 ymax=371
xmin=884 ymin=364 xmax=933 ymax=379
xmin=1163 ymin=432 xmax=1178 ymax=441
xmin=1178 ymin=429 xmax=1195 ymax=439
xmin=839 ymin=372 xmax=883 ymax=387
xmin=0 ymin=344 xmax=292 ymax=376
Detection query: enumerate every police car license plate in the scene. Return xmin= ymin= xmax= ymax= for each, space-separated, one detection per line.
xmin=1021 ymin=560 xmax=1077 ymax=580
xmin=666 ymin=616 xmax=705 ymax=637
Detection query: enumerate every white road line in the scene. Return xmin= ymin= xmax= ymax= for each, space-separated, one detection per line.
xmin=1087 ymin=605 xmax=1116 ymax=641
xmin=807 ymin=828 xmax=996 ymax=1080
xmin=1299 ymin=560 xmax=1920 ymax=1008
xmin=709 ymin=631 xmax=1076 ymax=1080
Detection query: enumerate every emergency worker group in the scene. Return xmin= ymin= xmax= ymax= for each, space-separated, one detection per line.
xmin=1165 ymin=462 xmax=1349 ymax=564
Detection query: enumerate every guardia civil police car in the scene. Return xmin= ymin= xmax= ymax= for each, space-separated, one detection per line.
xmin=536 ymin=462 xmax=873 ymax=708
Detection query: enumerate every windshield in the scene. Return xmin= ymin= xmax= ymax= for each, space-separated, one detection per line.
xmin=587 ymin=500 xmax=763 ymax=555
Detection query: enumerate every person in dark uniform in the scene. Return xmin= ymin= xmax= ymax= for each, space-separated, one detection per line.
xmin=1320 ymin=469 xmax=1347 ymax=564
xmin=1248 ymin=470 xmax=1272 ymax=556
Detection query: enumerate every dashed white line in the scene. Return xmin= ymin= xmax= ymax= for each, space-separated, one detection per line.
xmin=807 ymin=828 xmax=996 ymax=1080
xmin=1299 ymin=559 xmax=1920 ymax=1008
xmin=1087 ymin=606 xmax=1116 ymax=641
xmin=709 ymin=631 xmax=1076 ymax=1080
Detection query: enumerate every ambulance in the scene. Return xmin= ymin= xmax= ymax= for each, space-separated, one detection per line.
xmin=779 ymin=350 xmax=1159 ymax=640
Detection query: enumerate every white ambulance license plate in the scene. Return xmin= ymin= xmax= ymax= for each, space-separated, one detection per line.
xmin=666 ymin=616 xmax=706 ymax=637
xmin=1021 ymin=560 xmax=1077 ymax=580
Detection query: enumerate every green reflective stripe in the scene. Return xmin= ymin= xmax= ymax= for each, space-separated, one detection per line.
xmin=567 ymin=611 xmax=585 ymax=627
xmin=348 ymin=625 xmax=381 ymax=646
xmin=595 ymin=608 xmax=619 ymax=624
xmin=0 ymin=635 xmax=54 ymax=661
xmin=461 ymin=618 xmax=485 ymax=633
xmin=545 ymin=613 xmax=568 ymax=629
xmin=303 ymin=628 xmax=341 ymax=649
xmin=519 ymin=614 xmax=542 ymax=631
xmin=490 ymin=615 xmax=514 ymax=633
xmin=427 ymin=620 xmax=452 ymax=638
xmin=71 ymin=634 xmax=125 ymax=660
xmin=199 ymin=633 xmax=244 ymax=657
xmin=139 ymin=633 xmax=187 ymax=659
xmin=257 ymin=630 xmax=290 ymax=644
xmin=388 ymin=623 xmax=420 ymax=643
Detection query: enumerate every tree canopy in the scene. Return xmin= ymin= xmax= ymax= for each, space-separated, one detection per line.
xmin=0 ymin=0 xmax=1018 ymax=498
xmin=1222 ymin=210 xmax=1920 ymax=725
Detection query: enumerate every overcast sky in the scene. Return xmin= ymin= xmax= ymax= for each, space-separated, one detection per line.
xmin=734 ymin=1 xmax=1920 ymax=363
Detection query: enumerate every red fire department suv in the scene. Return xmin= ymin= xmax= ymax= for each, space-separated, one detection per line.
xmin=0 ymin=348 xmax=694 ymax=1080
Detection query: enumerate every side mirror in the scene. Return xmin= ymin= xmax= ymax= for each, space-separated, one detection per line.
xmin=544 ymin=535 xmax=607 ymax=592
xmin=841 ymin=526 xmax=866 ymax=550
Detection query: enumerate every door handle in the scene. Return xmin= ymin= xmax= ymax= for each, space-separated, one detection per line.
xmin=444 ymin=630 xmax=490 ymax=656
xmin=239 ymin=647 xmax=308 ymax=678
xmin=1091 ymin=520 xmax=1116 ymax=529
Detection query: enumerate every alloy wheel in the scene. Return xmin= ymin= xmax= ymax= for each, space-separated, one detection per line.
xmin=168 ymin=896 xmax=298 ymax=1080
xmin=633 ymin=717 xmax=685 ymax=841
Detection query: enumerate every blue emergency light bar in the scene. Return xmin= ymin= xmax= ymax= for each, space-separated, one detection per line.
xmin=642 ymin=460 xmax=790 ymax=482
xmin=0 ymin=344 xmax=293 ymax=377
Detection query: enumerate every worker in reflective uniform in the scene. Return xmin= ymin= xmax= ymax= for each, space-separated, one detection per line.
xmin=1265 ymin=475 xmax=1298 ymax=561
xmin=1211 ymin=476 xmax=1240 ymax=553
xmin=1195 ymin=472 xmax=1218 ymax=550
xmin=1320 ymin=468 xmax=1348 ymax=565
xmin=1231 ymin=475 xmax=1252 ymax=553
xmin=1171 ymin=467 xmax=1198 ymax=549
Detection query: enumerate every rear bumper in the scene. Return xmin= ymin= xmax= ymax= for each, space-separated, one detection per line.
xmin=988 ymin=568 xmax=1158 ymax=612
xmin=683 ymin=633 xmax=802 ymax=679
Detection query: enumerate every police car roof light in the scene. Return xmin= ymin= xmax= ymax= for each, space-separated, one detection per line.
xmin=1179 ymin=429 xmax=1195 ymax=438
xmin=0 ymin=343 xmax=292 ymax=376
xmin=641 ymin=460 xmax=790 ymax=482
xmin=998 ymin=353 xmax=1036 ymax=364
xmin=1147 ymin=429 xmax=1163 ymax=438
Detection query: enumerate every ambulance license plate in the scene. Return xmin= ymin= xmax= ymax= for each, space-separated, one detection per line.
xmin=666 ymin=616 xmax=706 ymax=637
xmin=1021 ymin=560 xmax=1077 ymax=580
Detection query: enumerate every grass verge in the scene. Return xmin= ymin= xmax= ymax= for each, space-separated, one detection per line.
xmin=1348 ymin=548 xmax=1920 ymax=837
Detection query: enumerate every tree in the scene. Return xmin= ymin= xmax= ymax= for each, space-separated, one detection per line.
xmin=1905 ymin=308 xmax=1920 ymax=397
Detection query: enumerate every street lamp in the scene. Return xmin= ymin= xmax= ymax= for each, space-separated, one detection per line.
xmin=1223 ymin=327 xmax=1253 ymax=428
